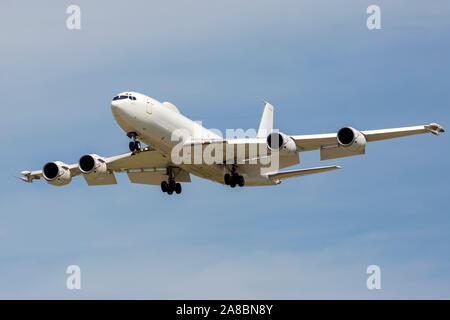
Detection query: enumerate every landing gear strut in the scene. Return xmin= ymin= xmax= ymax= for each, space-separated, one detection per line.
xmin=224 ymin=169 xmax=245 ymax=188
xmin=127 ymin=132 xmax=141 ymax=153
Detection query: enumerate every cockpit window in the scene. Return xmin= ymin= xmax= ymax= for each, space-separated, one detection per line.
xmin=113 ymin=95 xmax=137 ymax=101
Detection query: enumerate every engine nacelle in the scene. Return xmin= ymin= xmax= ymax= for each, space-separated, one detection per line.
xmin=78 ymin=154 xmax=108 ymax=178
xmin=266 ymin=132 xmax=297 ymax=153
xmin=42 ymin=161 xmax=72 ymax=186
xmin=336 ymin=127 xmax=366 ymax=152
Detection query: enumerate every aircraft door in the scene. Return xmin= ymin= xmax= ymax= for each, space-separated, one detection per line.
xmin=146 ymin=99 xmax=153 ymax=115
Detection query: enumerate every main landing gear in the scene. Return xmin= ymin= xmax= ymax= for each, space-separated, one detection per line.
xmin=127 ymin=132 xmax=141 ymax=153
xmin=161 ymin=179 xmax=182 ymax=195
xmin=224 ymin=172 xmax=245 ymax=188
xmin=161 ymin=167 xmax=182 ymax=195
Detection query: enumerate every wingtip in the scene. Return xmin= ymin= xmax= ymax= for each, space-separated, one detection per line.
xmin=425 ymin=123 xmax=445 ymax=135
xmin=15 ymin=176 xmax=31 ymax=183
xmin=18 ymin=171 xmax=33 ymax=183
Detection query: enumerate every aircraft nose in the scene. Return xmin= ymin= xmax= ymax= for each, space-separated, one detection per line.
xmin=111 ymin=100 xmax=120 ymax=110
xmin=110 ymin=99 xmax=132 ymax=120
xmin=111 ymin=100 xmax=127 ymax=116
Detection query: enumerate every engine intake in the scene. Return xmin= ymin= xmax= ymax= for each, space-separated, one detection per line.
xmin=79 ymin=155 xmax=96 ymax=173
xmin=43 ymin=162 xmax=58 ymax=180
xmin=267 ymin=132 xmax=283 ymax=150
xmin=336 ymin=127 xmax=366 ymax=152
xmin=78 ymin=154 xmax=107 ymax=177
xmin=337 ymin=127 xmax=355 ymax=146
xmin=266 ymin=132 xmax=296 ymax=153
xmin=42 ymin=161 xmax=72 ymax=186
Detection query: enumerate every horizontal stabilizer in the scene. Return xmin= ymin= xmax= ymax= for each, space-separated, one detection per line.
xmin=267 ymin=165 xmax=342 ymax=181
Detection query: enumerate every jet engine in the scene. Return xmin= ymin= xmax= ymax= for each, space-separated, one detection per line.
xmin=42 ymin=161 xmax=72 ymax=186
xmin=78 ymin=154 xmax=108 ymax=178
xmin=266 ymin=132 xmax=297 ymax=153
xmin=336 ymin=127 xmax=366 ymax=152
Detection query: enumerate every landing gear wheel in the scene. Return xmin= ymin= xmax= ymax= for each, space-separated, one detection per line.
xmin=167 ymin=186 xmax=174 ymax=195
xmin=161 ymin=181 xmax=168 ymax=193
xmin=231 ymin=173 xmax=239 ymax=187
xmin=135 ymin=141 xmax=141 ymax=151
xmin=129 ymin=141 xmax=136 ymax=152
xmin=238 ymin=175 xmax=245 ymax=187
xmin=224 ymin=173 xmax=231 ymax=185
xmin=169 ymin=179 xmax=176 ymax=190
xmin=175 ymin=183 xmax=182 ymax=194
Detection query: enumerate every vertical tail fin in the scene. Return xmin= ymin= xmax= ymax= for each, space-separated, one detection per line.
xmin=257 ymin=100 xmax=274 ymax=138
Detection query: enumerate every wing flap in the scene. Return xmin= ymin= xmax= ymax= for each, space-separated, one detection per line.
xmin=83 ymin=172 xmax=117 ymax=186
xmin=320 ymin=144 xmax=365 ymax=160
xmin=127 ymin=168 xmax=191 ymax=185
xmin=127 ymin=170 xmax=167 ymax=185
xmin=291 ymin=133 xmax=337 ymax=152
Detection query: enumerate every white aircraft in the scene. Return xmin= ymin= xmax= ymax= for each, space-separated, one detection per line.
xmin=20 ymin=92 xmax=444 ymax=195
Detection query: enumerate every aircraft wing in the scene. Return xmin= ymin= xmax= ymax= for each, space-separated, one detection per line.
xmin=20 ymin=147 xmax=189 ymax=186
xmin=292 ymin=123 xmax=444 ymax=160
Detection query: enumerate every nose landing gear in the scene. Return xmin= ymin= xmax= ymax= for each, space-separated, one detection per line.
xmin=129 ymin=140 xmax=141 ymax=152
xmin=127 ymin=132 xmax=142 ymax=153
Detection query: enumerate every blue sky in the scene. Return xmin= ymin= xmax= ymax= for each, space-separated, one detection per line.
xmin=0 ymin=0 xmax=449 ymax=298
